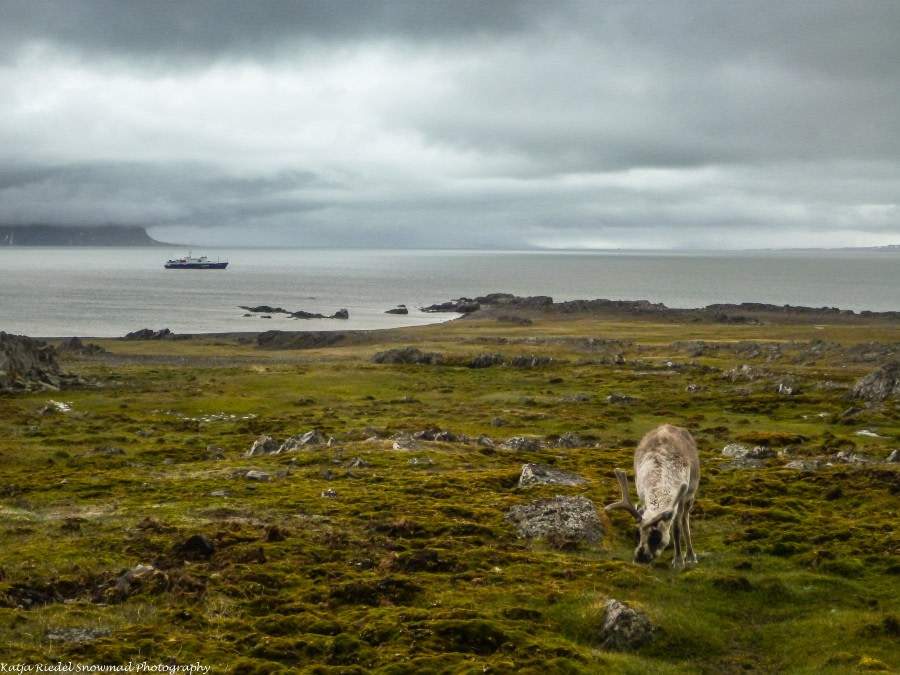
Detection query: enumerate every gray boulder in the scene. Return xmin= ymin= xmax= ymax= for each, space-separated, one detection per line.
xmin=596 ymin=599 xmax=657 ymax=651
xmin=849 ymin=362 xmax=900 ymax=401
xmin=518 ymin=463 xmax=588 ymax=488
xmin=278 ymin=430 xmax=326 ymax=452
xmin=245 ymin=434 xmax=278 ymax=457
xmin=505 ymin=495 xmax=605 ymax=545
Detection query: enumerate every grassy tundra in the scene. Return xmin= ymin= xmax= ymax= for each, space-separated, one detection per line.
xmin=0 ymin=307 xmax=897 ymax=673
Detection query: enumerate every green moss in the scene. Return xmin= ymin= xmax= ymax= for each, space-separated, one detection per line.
xmin=1 ymin=318 xmax=898 ymax=672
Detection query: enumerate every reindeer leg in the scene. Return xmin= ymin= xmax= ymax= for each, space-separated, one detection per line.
xmin=683 ymin=500 xmax=697 ymax=564
xmin=671 ymin=516 xmax=684 ymax=568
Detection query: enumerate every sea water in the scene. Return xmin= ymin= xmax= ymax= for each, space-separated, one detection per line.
xmin=1 ymin=247 xmax=897 ymax=337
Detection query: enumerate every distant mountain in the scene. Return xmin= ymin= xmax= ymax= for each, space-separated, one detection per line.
xmin=0 ymin=224 xmax=169 ymax=246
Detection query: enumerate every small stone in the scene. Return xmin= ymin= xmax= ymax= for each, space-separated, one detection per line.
xmin=321 ymin=488 xmax=338 ymax=498
xmin=596 ymin=599 xmax=657 ymax=651
xmin=245 ymin=470 xmax=271 ymax=482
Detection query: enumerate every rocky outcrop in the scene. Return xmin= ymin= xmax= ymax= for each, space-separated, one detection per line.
xmin=385 ymin=305 xmax=409 ymax=315
xmin=57 ymin=337 xmax=105 ymax=355
xmin=849 ymin=362 xmax=900 ymax=401
xmin=124 ymin=328 xmax=173 ymax=340
xmin=1 ymin=332 xmax=65 ymax=391
xmin=504 ymin=495 xmax=605 ymax=545
xmin=371 ymin=347 xmax=443 ymax=365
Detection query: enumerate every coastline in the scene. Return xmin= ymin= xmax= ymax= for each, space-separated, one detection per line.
xmin=30 ymin=294 xmax=900 ymax=343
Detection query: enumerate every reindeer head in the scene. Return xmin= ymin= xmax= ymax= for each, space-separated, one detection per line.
xmin=605 ymin=468 xmax=688 ymax=564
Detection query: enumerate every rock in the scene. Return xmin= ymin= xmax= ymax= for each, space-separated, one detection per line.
xmin=407 ymin=458 xmax=435 ymax=467
xmin=0 ymin=332 xmax=64 ymax=392
xmin=510 ymin=355 xmax=554 ymax=368
xmin=385 ymin=305 xmax=409 ymax=315
xmin=559 ymin=394 xmax=590 ymax=403
xmin=345 ymin=457 xmax=369 ymax=468
xmin=555 ymin=432 xmax=584 ymax=448
xmin=57 ymin=336 xmax=105 ymax=355
xmin=245 ymin=434 xmax=278 ymax=457
xmin=849 ymin=362 xmax=900 ymax=401
xmin=834 ymin=449 xmax=872 ymax=465
xmin=722 ymin=443 xmax=775 ymax=469
xmin=391 ymin=433 xmax=423 ymax=451
xmin=476 ymin=435 xmax=496 ymax=447
xmin=332 ymin=308 xmax=349 ymax=320
xmin=722 ymin=364 xmax=759 ymax=382
xmin=114 ymin=564 xmax=156 ymax=592
xmin=124 ymin=328 xmax=172 ymax=340
xmin=777 ymin=383 xmax=802 ymax=395
xmin=501 ymin=436 xmax=543 ymax=452
xmin=606 ymin=394 xmax=635 ymax=404
xmin=239 ymin=305 xmax=289 ymax=314
xmin=278 ymin=430 xmax=326 ymax=452
xmin=421 ymin=298 xmax=481 ymax=313
xmin=245 ymin=470 xmax=271 ymax=482
xmin=321 ymin=488 xmax=338 ymax=498
xmin=411 ymin=429 xmax=468 ymax=444
xmin=490 ymin=418 xmax=508 ymax=427
xmin=469 ymin=353 xmax=505 ymax=368
xmin=784 ymin=459 xmax=821 ymax=471
xmin=504 ymin=495 xmax=605 ymax=545
xmin=596 ymin=599 xmax=657 ymax=651
xmin=722 ymin=444 xmax=775 ymax=460
xmin=46 ymin=627 xmax=112 ymax=644
xmin=886 ymin=449 xmax=899 ymax=463
xmin=518 ymin=463 xmax=588 ymax=488
xmin=371 ymin=347 xmax=443 ymax=365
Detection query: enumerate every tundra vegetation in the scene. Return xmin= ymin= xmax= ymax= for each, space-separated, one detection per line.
xmin=0 ymin=306 xmax=898 ymax=673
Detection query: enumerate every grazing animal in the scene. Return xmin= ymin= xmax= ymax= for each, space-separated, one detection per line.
xmin=605 ymin=424 xmax=700 ymax=567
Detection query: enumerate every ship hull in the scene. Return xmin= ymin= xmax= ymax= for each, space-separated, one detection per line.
xmin=164 ymin=262 xmax=228 ymax=269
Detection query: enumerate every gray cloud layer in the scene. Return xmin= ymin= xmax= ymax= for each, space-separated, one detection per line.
xmin=1 ymin=1 xmax=898 ymax=248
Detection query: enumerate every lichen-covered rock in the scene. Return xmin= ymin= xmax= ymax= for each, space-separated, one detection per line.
xmin=518 ymin=463 xmax=588 ymax=488
xmin=596 ymin=599 xmax=657 ymax=651
xmin=502 ymin=436 xmax=543 ymax=452
xmin=849 ymin=362 xmax=900 ymax=401
xmin=505 ymin=495 xmax=604 ymax=544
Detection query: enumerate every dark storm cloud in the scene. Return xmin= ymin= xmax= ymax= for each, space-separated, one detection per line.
xmin=0 ymin=1 xmax=898 ymax=249
xmin=0 ymin=0 xmax=555 ymax=62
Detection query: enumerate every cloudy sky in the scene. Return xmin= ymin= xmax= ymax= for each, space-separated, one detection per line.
xmin=2 ymin=1 xmax=898 ymax=249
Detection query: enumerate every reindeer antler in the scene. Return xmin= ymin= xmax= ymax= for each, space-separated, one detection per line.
xmin=604 ymin=468 xmax=642 ymax=521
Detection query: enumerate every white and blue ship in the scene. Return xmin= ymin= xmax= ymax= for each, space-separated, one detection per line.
xmin=164 ymin=253 xmax=228 ymax=269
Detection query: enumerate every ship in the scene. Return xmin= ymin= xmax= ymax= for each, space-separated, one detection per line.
xmin=164 ymin=252 xmax=228 ymax=269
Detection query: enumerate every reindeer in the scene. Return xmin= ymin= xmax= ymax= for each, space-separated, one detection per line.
xmin=605 ymin=424 xmax=700 ymax=567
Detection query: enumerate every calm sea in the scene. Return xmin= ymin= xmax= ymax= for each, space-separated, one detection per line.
xmin=1 ymin=247 xmax=897 ymax=338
